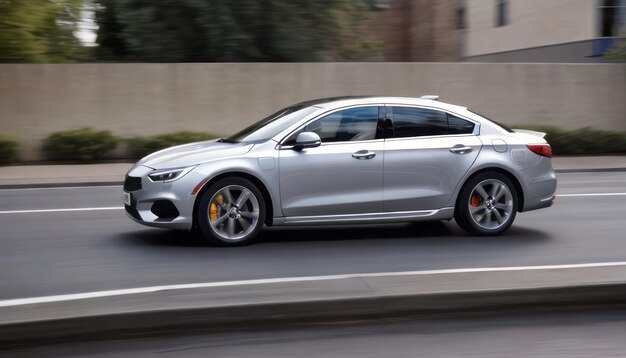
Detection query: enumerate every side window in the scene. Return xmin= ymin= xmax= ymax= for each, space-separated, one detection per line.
xmin=300 ymin=107 xmax=380 ymax=144
xmin=447 ymin=114 xmax=475 ymax=134
xmin=391 ymin=107 xmax=448 ymax=138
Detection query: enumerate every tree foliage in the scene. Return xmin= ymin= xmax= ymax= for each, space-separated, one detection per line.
xmin=0 ymin=0 xmax=87 ymax=63
xmin=0 ymin=0 xmax=375 ymax=63
xmin=95 ymin=0 xmax=369 ymax=62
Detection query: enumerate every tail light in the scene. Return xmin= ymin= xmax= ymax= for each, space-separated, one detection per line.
xmin=527 ymin=144 xmax=552 ymax=157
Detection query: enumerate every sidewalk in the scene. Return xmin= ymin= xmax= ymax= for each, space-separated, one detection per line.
xmin=0 ymin=156 xmax=625 ymax=187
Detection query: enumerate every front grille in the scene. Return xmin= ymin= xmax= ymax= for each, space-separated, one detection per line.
xmin=124 ymin=175 xmax=142 ymax=192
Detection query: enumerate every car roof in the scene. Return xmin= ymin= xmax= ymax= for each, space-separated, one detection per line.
xmin=301 ymin=96 xmax=468 ymax=114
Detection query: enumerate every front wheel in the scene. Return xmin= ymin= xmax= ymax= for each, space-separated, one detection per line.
xmin=455 ymin=172 xmax=518 ymax=236
xmin=197 ymin=177 xmax=266 ymax=246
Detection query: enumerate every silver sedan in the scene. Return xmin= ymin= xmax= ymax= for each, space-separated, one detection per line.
xmin=123 ymin=96 xmax=556 ymax=246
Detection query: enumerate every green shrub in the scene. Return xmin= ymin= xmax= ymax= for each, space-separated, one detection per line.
xmin=0 ymin=135 xmax=18 ymax=164
xmin=43 ymin=128 xmax=118 ymax=161
xmin=513 ymin=125 xmax=626 ymax=155
xmin=128 ymin=131 xmax=218 ymax=158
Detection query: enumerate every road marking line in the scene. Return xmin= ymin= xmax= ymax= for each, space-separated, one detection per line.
xmin=557 ymin=193 xmax=626 ymax=197
xmin=2 ymin=261 xmax=626 ymax=307
xmin=0 ymin=207 xmax=123 ymax=214
xmin=0 ymin=185 xmax=122 ymax=191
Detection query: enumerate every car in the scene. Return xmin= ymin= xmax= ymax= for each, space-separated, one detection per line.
xmin=123 ymin=96 xmax=556 ymax=246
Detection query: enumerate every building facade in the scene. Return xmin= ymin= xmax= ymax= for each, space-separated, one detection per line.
xmin=462 ymin=0 xmax=626 ymax=62
xmin=361 ymin=0 xmax=463 ymax=61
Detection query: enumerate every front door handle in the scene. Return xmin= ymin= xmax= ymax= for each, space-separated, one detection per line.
xmin=352 ymin=150 xmax=376 ymax=160
xmin=449 ymin=145 xmax=472 ymax=154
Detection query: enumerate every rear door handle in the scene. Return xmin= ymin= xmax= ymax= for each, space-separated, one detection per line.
xmin=352 ymin=150 xmax=376 ymax=160
xmin=449 ymin=145 xmax=472 ymax=154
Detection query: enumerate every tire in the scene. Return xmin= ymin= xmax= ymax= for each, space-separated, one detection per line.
xmin=455 ymin=172 xmax=518 ymax=236
xmin=197 ymin=177 xmax=266 ymax=246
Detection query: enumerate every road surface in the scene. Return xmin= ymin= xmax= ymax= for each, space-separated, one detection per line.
xmin=0 ymin=172 xmax=624 ymax=300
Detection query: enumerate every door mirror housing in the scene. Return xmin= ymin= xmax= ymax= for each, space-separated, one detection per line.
xmin=293 ymin=132 xmax=321 ymax=151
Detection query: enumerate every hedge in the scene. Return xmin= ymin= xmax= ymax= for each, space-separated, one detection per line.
xmin=513 ymin=125 xmax=626 ymax=155
xmin=127 ymin=131 xmax=218 ymax=158
xmin=0 ymin=135 xmax=18 ymax=164
xmin=42 ymin=128 xmax=118 ymax=161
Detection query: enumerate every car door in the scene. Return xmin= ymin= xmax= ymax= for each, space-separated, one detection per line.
xmin=279 ymin=106 xmax=385 ymax=217
xmin=383 ymin=105 xmax=482 ymax=212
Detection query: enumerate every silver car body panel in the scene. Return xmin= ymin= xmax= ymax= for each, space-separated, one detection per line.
xmin=123 ymin=96 xmax=556 ymax=231
xmin=383 ymin=134 xmax=483 ymax=212
xmin=279 ymin=139 xmax=385 ymax=216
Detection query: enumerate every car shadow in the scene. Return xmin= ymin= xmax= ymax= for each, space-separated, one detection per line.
xmin=121 ymin=229 xmax=208 ymax=247
xmin=120 ymin=221 xmax=550 ymax=247
xmin=258 ymin=221 xmax=453 ymax=243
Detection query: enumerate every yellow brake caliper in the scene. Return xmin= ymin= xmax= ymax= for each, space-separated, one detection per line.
xmin=210 ymin=194 xmax=224 ymax=221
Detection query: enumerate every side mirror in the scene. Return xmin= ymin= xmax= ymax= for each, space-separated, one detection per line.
xmin=293 ymin=132 xmax=321 ymax=151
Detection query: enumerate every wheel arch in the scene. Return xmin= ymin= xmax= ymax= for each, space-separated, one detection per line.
xmin=456 ymin=167 xmax=525 ymax=213
xmin=192 ymin=171 xmax=275 ymax=229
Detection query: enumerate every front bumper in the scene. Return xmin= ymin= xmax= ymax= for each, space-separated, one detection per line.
xmin=123 ymin=165 xmax=198 ymax=230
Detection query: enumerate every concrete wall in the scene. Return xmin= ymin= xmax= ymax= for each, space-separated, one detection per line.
xmin=465 ymin=0 xmax=595 ymax=58
xmin=1 ymin=63 xmax=625 ymax=161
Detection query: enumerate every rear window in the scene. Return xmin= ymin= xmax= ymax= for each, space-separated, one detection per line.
xmin=469 ymin=110 xmax=514 ymax=133
xmin=447 ymin=114 xmax=475 ymax=134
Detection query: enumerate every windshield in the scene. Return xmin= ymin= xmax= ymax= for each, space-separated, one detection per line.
xmin=226 ymin=105 xmax=319 ymax=143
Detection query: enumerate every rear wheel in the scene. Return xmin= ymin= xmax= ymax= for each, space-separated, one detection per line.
xmin=455 ymin=172 xmax=518 ymax=236
xmin=197 ymin=177 xmax=266 ymax=246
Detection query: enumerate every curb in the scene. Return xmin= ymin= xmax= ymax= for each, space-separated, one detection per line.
xmin=555 ymin=168 xmax=626 ymax=173
xmin=2 ymin=283 xmax=626 ymax=349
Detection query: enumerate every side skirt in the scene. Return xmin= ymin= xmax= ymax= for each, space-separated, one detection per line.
xmin=273 ymin=207 xmax=455 ymax=226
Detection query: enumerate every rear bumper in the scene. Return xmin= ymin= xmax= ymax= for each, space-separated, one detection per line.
xmin=520 ymin=158 xmax=557 ymax=212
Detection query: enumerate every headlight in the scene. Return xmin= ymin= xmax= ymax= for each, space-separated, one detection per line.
xmin=148 ymin=165 xmax=197 ymax=183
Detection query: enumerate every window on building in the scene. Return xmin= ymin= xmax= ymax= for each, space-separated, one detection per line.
xmin=457 ymin=6 xmax=466 ymax=30
xmin=599 ymin=0 xmax=626 ymax=37
xmin=495 ymin=0 xmax=509 ymax=27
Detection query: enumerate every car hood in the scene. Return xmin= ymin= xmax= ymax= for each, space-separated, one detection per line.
xmin=137 ymin=140 xmax=254 ymax=169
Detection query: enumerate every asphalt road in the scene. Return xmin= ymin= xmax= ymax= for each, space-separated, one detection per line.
xmin=7 ymin=308 xmax=626 ymax=357
xmin=0 ymin=172 xmax=625 ymax=300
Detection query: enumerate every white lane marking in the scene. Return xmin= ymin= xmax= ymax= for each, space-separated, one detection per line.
xmin=2 ymin=261 xmax=626 ymax=308
xmin=557 ymin=193 xmax=626 ymax=197
xmin=0 ymin=185 xmax=121 ymax=191
xmin=0 ymin=207 xmax=123 ymax=214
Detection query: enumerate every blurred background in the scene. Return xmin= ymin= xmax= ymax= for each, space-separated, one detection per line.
xmin=2 ymin=0 xmax=625 ymax=63
xmin=0 ymin=0 xmax=625 ymax=162
xmin=2 ymin=2 xmax=626 ymax=355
